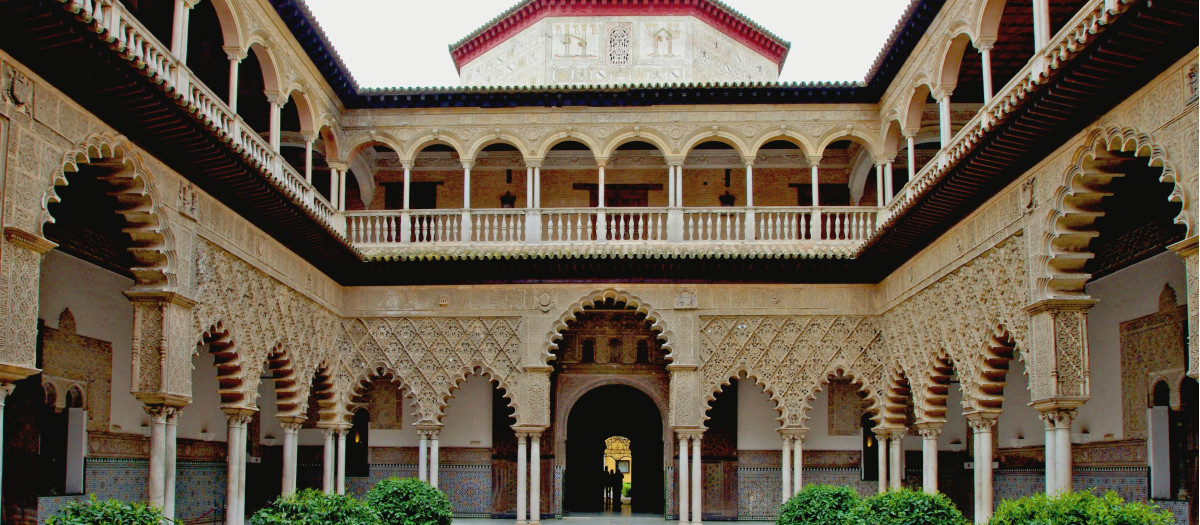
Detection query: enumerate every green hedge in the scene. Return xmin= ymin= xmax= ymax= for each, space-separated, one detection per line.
xmin=366 ymin=477 xmax=452 ymax=525
xmin=249 ymin=489 xmax=380 ymax=525
xmin=989 ymin=490 xmax=1174 ymax=525
xmin=46 ymin=496 xmax=167 ymax=525
xmin=779 ymin=486 xmax=965 ymax=525
xmin=778 ymin=485 xmax=862 ymax=525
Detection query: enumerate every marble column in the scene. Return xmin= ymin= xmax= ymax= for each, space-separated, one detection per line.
xmin=268 ymin=95 xmax=283 ymax=153
xmin=938 ymin=94 xmax=953 ymax=149
xmin=530 ymin=433 xmax=541 ymax=524
xmin=874 ymin=162 xmax=885 ymax=207
xmin=905 ymin=133 xmax=916 ymax=182
xmin=691 ymin=435 xmax=702 ymax=524
xmin=876 ymin=430 xmax=888 ymax=494
xmin=1041 ymin=413 xmax=1057 ymax=493
xmin=224 ymin=412 xmax=251 ymax=525
xmin=1053 ymin=411 xmax=1075 ymax=492
xmin=888 ymin=431 xmax=903 ymax=490
xmin=418 ymin=430 xmax=428 ymax=482
xmin=303 ymin=137 xmax=314 ymax=183
xmin=164 ymin=409 xmax=179 ymax=519
xmin=147 ymin=407 xmax=169 ymax=508
xmin=336 ymin=428 xmax=347 ymax=495
xmin=809 ymin=161 xmax=822 ymax=239
xmin=792 ymin=432 xmax=804 ymax=495
xmin=430 ymin=430 xmax=440 ymax=489
xmin=781 ymin=435 xmax=792 ymax=502
xmin=918 ymin=426 xmax=941 ymax=494
xmin=678 ymin=435 xmax=689 ymax=523
xmin=224 ymin=48 xmax=243 ymax=112
xmin=1032 ymin=0 xmax=1051 ymax=52
xmin=280 ymin=419 xmax=303 ymax=496
xmin=978 ymin=42 xmax=995 ymax=103
xmin=969 ymin=417 xmax=996 ymax=524
xmin=516 ymin=433 xmax=528 ymax=525
xmin=321 ymin=428 xmax=335 ymax=494
xmin=884 ymin=160 xmax=894 ymax=203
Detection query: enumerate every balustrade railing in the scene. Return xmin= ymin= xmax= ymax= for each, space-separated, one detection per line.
xmin=62 ymin=0 xmax=338 ymax=231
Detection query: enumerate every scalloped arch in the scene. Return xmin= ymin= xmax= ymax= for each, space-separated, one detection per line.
xmin=544 ymin=289 xmax=674 ymax=365
xmin=701 ymin=369 xmax=784 ymax=426
xmin=1039 ymin=126 xmax=1191 ymax=300
xmin=344 ymin=361 xmax=422 ymax=425
xmin=435 ymin=366 xmax=518 ymax=424
xmin=798 ymin=366 xmax=887 ymax=427
xmin=44 ymin=134 xmax=177 ymax=290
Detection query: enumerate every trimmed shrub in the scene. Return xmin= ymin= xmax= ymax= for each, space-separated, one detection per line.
xmin=249 ymin=488 xmax=380 ymax=525
xmin=989 ymin=490 xmax=1174 ymax=525
xmin=46 ymin=496 xmax=166 ymax=525
xmin=857 ymin=489 xmax=967 ymax=525
xmin=778 ymin=484 xmax=862 ymax=525
xmin=366 ymin=477 xmax=452 ymax=525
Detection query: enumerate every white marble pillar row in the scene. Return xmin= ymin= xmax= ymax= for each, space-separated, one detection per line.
xmin=236 ymin=418 xmax=248 ymax=521
xmin=970 ymin=417 xmax=996 ymax=524
xmin=304 ymin=137 xmax=314 ymax=183
xmin=918 ymin=427 xmax=941 ymax=494
xmin=268 ymin=96 xmax=283 ymax=153
xmin=525 ymin=166 xmax=534 ymax=208
xmin=225 ymin=50 xmax=242 ymax=113
xmin=418 ymin=430 xmax=429 ymax=482
xmin=781 ymin=435 xmax=792 ymax=502
xmin=875 ymin=162 xmax=885 ymax=207
xmin=678 ymin=434 xmax=689 ymax=523
xmin=938 ymin=94 xmax=953 ymax=149
xmin=905 ymin=133 xmax=916 ymax=182
xmin=668 ymin=165 xmax=677 ymax=207
xmin=884 ymin=161 xmax=895 ymax=204
xmin=529 ymin=433 xmax=541 ymax=524
xmin=147 ymin=407 xmax=169 ymax=509
xmin=888 ymin=431 xmax=903 ymax=490
xmin=809 ymin=161 xmax=821 ymax=240
xmin=164 ymin=409 xmax=179 ymax=520
xmin=597 ymin=162 xmax=606 ymax=207
xmin=328 ymin=168 xmax=339 ymax=209
xmin=462 ymin=160 xmax=473 ymax=209
xmin=403 ymin=164 xmax=413 ymax=210
xmin=744 ymin=162 xmax=754 ymax=207
xmin=534 ymin=167 xmax=542 ymax=208
xmin=691 ymin=434 xmax=702 ymax=524
xmin=516 ymin=433 xmax=528 ymax=525
xmin=226 ymin=416 xmax=247 ymax=525
xmin=792 ymin=433 xmax=804 ymax=495
xmin=336 ymin=428 xmax=347 ymax=495
xmin=338 ymin=169 xmax=347 ymax=211
xmin=979 ymin=43 xmax=995 ymax=104
xmin=321 ymin=428 xmax=335 ymax=494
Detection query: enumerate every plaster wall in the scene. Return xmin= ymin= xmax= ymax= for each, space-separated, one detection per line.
xmin=736 ymin=379 xmax=778 ymax=450
xmin=801 ymin=387 xmax=862 ymax=451
xmin=440 ymin=375 xmax=493 ymax=448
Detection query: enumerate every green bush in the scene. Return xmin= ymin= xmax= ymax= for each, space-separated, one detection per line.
xmin=46 ymin=495 xmax=167 ymax=525
xmin=622 ymin=481 xmax=631 ymax=497
xmin=857 ymin=489 xmax=967 ymax=525
xmin=989 ymin=490 xmax=1173 ymax=525
xmin=249 ymin=488 xmax=380 ymax=525
xmin=365 ymin=477 xmax=452 ymax=525
xmin=778 ymin=484 xmax=862 ymax=525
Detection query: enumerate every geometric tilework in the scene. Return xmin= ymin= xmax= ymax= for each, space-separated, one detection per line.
xmin=342 ymin=464 xmax=492 ymax=517
xmin=737 ymin=467 xmax=781 ymax=519
xmin=78 ymin=458 xmax=225 ymax=524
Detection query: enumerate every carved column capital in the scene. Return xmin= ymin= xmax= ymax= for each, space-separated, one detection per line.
xmin=780 ymin=428 xmax=807 ymax=441
xmin=279 ymin=416 xmax=306 ymax=433
xmin=223 ymin=407 xmax=255 ymax=426
xmin=965 ymin=414 xmax=998 ymax=433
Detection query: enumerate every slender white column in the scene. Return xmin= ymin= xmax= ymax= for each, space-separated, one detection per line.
xmin=336 ymin=429 xmax=347 ymax=495
xmin=462 ymin=161 xmax=473 ymax=209
xmin=744 ymin=163 xmax=754 ymax=206
xmin=164 ymin=409 xmax=179 ymax=519
xmin=281 ymin=421 xmax=301 ymax=496
xmin=268 ymin=98 xmax=282 ymax=153
xmin=534 ymin=167 xmax=541 ymax=207
xmin=226 ymin=52 xmax=241 ymax=112
xmin=530 ymin=433 xmax=541 ymax=524
xmin=418 ymin=431 xmax=428 ymax=482
xmin=147 ymin=407 xmax=168 ymax=508
xmin=809 ymin=161 xmax=822 ymax=239
xmin=884 ymin=161 xmax=895 ymax=203
xmin=321 ymin=429 xmax=335 ymax=494
xmin=1054 ymin=412 xmax=1073 ymax=492
xmin=876 ymin=431 xmax=888 ymax=494
xmin=667 ymin=165 xmax=677 ymax=207
xmin=430 ymin=431 xmax=440 ymax=489
xmin=338 ymin=169 xmax=347 ymax=211
xmin=525 ymin=167 xmax=534 ymax=208
xmin=691 ymin=435 xmax=701 ymax=524
xmin=1042 ymin=414 xmax=1057 ymax=493
xmin=402 ymin=165 xmax=412 ymax=210
xmin=170 ymin=0 xmax=187 ymax=57
xmin=970 ymin=418 xmax=996 ymax=524
xmin=676 ymin=166 xmax=685 ymax=207
xmin=329 ymin=168 xmax=339 ymax=207
xmin=236 ymin=419 xmax=247 ymax=522
xmin=889 ymin=432 xmax=903 ymax=490
xmin=905 ymin=134 xmax=916 ymax=181
xmin=1032 ymin=0 xmax=1051 ymax=52
xmin=227 ymin=417 xmax=244 ymax=524
xmin=744 ymin=162 xmax=756 ymax=240
xmin=678 ymin=435 xmax=689 ymax=523
xmin=516 ymin=433 xmax=528 ymax=525
xmin=874 ymin=163 xmax=885 ymax=207
xmin=792 ymin=435 xmax=803 ymax=495
xmin=781 ymin=435 xmax=792 ymax=503
xmin=598 ymin=164 xmax=606 ymax=207
xmin=938 ymin=94 xmax=953 ymax=149
xmin=304 ymin=138 xmax=314 ymax=183
xmin=919 ymin=427 xmax=940 ymax=494
xmin=979 ymin=44 xmax=994 ymax=103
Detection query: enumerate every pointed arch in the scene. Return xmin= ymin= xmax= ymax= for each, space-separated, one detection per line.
xmin=915 ymin=350 xmax=956 ymax=424
xmin=545 ymin=289 xmax=674 ymax=365
xmin=880 ymin=367 xmax=911 ymax=428
xmin=260 ymin=344 xmax=304 ymax=418
xmin=45 ymin=133 xmax=177 ymax=289
xmin=344 ymin=361 xmax=421 ymax=424
xmin=1040 ymin=126 xmax=1191 ymax=299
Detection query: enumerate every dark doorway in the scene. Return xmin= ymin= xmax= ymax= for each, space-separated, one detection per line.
xmin=565 ymin=385 xmax=664 ymax=515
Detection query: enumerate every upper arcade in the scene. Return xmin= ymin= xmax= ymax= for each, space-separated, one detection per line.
xmin=449 ymin=0 xmax=791 ymax=86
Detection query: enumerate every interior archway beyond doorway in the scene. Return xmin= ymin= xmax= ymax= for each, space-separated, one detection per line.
xmin=565 ymin=385 xmax=664 ymax=515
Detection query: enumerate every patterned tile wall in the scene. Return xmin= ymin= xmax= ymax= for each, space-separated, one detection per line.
xmin=73 ymin=458 xmax=225 ymax=524
xmin=736 ymin=467 xmax=781 ymax=519
xmin=993 ymin=467 xmax=1149 ymax=504
xmin=342 ymin=463 xmax=491 ymax=517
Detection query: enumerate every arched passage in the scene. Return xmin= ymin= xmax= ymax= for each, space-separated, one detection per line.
xmin=564 ymin=384 xmax=664 ymax=515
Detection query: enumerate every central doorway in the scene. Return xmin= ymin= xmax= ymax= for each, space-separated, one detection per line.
xmin=565 ymin=384 xmax=664 ymax=515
